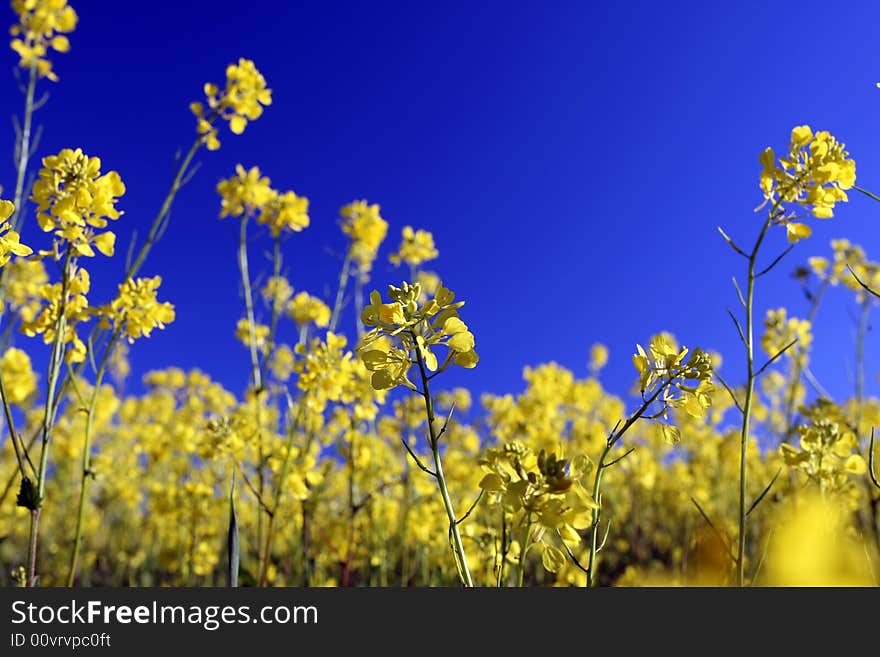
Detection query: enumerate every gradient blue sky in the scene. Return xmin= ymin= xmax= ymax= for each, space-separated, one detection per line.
xmin=3 ymin=0 xmax=880 ymax=405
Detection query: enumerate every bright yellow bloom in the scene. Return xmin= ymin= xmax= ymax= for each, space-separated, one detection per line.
xmin=288 ymin=291 xmax=330 ymax=328
xmin=761 ymin=308 xmax=811 ymax=363
xmin=759 ymin=126 xmax=856 ymax=240
xmin=0 ymin=347 xmax=37 ymax=405
xmin=235 ymin=318 xmax=270 ymax=353
xmin=10 ymin=0 xmax=77 ymax=82
xmin=217 ymin=165 xmax=274 ymax=217
xmin=269 ymin=343 xmax=296 ymax=381
xmin=257 ymin=190 xmax=309 ymax=237
xmin=191 ymin=58 xmax=271 ymax=150
xmin=340 ymin=200 xmax=388 ymax=274
xmin=102 ymin=276 xmax=176 ymax=343
xmin=589 ymin=343 xmax=609 ymax=374
xmin=0 ymin=199 xmax=32 ymax=265
xmin=779 ymin=400 xmax=866 ymax=495
xmin=389 ymin=226 xmax=438 ymax=267
xmin=20 ymin=265 xmax=91 ymax=363
xmin=31 ymin=148 xmax=125 ymax=257
xmin=2 ymin=257 xmax=47 ymax=321
xmin=293 ymin=331 xmax=356 ymax=412
xmin=261 ymin=276 xmax=294 ymax=314
xmin=358 ymin=281 xmax=478 ymax=390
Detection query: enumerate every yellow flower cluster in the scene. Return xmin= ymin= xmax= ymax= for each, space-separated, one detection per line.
xmin=0 ymin=199 xmax=32 ymax=265
xmin=288 ymin=291 xmax=330 ymax=328
xmin=479 ymin=443 xmax=597 ymax=573
xmin=217 ymin=165 xmax=309 ymax=236
xmin=761 ymin=308 xmax=811 ymax=363
xmin=340 ymin=200 xmax=388 ymax=274
xmin=0 ymin=347 xmax=37 ymax=405
xmin=31 ymin=148 xmax=125 ymax=257
xmin=9 ymin=0 xmax=76 ymax=81
xmin=293 ymin=331 xmax=356 ymax=412
xmin=759 ymin=125 xmax=856 ymax=242
xmin=101 ymin=276 xmax=175 ymax=343
xmin=389 ymin=226 xmax=438 ymax=267
xmin=358 ymin=281 xmax=478 ymax=391
xmin=20 ymin=265 xmax=90 ymax=362
xmin=632 ymin=334 xmax=714 ymax=439
xmin=258 ymin=190 xmax=309 ymax=236
xmin=217 ymin=165 xmax=273 ymax=217
xmin=780 ymin=400 xmax=867 ymax=495
xmin=191 ymin=58 xmax=272 ymax=150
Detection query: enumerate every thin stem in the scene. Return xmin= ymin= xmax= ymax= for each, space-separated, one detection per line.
xmin=735 ymin=212 xmax=775 ymax=587
xmin=126 ymin=138 xmax=201 ymax=279
xmin=237 ymin=213 xmax=271 ymax=582
xmin=410 ymin=330 xmax=474 ymax=587
xmin=259 ymin=237 xmax=283 ymax=385
xmin=11 ymin=61 xmax=37 ymax=231
xmin=27 ymin=247 xmax=73 ymax=586
xmin=586 ymin=380 xmax=669 ymax=586
xmin=328 ymin=253 xmax=351 ymax=333
xmin=66 ymin=328 xmax=120 ymax=586
xmin=517 ymin=513 xmax=532 ymax=587
xmin=258 ymin=401 xmax=306 ymax=586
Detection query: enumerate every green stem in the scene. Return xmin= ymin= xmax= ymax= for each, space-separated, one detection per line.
xmin=410 ymin=331 xmax=474 ymax=587
xmin=736 ymin=214 xmax=774 ymax=587
xmin=328 ymin=253 xmax=351 ymax=333
xmin=66 ymin=328 xmax=120 ymax=586
xmin=11 ymin=61 xmax=37 ymax=232
xmin=586 ymin=381 xmax=668 ymax=587
xmin=27 ymin=247 xmax=73 ymax=586
xmin=517 ymin=513 xmax=532 ymax=587
xmin=258 ymin=402 xmax=306 ymax=586
xmin=126 ymin=138 xmax=201 ymax=279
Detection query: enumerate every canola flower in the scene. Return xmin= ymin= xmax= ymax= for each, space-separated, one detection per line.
xmin=9 ymin=0 xmax=76 ymax=81
xmin=191 ymin=58 xmax=272 ymax=151
xmin=31 ymin=148 xmax=125 ymax=258
xmin=0 ymin=199 xmax=32 ymax=265
xmin=2 ymin=5 xmax=880 ymax=592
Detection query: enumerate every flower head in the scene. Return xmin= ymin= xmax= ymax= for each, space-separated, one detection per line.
xmin=0 ymin=199 xmax=32 ymax=266
xmin=191 ymin=58 xmax=271 ymax=150
xmin=340 ymin=200 xmax=388 ymax=275
xmin=102 ymin=276 xmax=176 ymax=343
xmin=759 ymin=126 xmax=856 ymax=242
xmin=357 ymin=281 xmax=478 ymax=390
xmin=31 ymin=148 xmax=125 ymax=257
xmin=10 ymin=0 xmax=77 ymax=81
xmin=389 ymin=226 xmax=438 ymax=267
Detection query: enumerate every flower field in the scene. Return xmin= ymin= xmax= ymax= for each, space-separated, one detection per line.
xmin=1 ymin=1 xmax=879 ymax=588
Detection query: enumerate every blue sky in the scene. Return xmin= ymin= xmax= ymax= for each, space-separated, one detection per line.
xmin=3 ymin=0 xmax=880 ymax=407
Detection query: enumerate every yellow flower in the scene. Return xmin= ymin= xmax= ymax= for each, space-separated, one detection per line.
xmin=358 ymin=281 xmax=478 ymax=391
xmin=759 ymin=126 xmax=856 ymax=238
xmin=217 ymin=165 xmax=274 ymax=217
xmin=2 ymin=257 xmax=47 ymax=321
xmin=389 ymin=226 xmax=438 ymax=267
xmin=102 ymin=276 xmax=176 ymax=343
xmin=257 ymin=190 xmax=309 ymax=237
xmin=235 ymin=318 xmax=270 ymax=353
xmin=761 ymin=308 xmax=811 ymax=363
xmin=0 ymin=199 xmax=32 ymax=266
xmin=31 ymin=148 xmax=125 ymax=257
xmin=9 ymin=0 xmax=77 ymax=82
xmin=340 ymin=200 xmax=388 ymax=274
xmin=261 ymin=276 xmax=294 ymax=314
xmin=20 ymin=265 xmax=91 ymax=363
xmin=589 ymin=343 xmax=609 ymax=374
xmin=288 ymin=291 xmax=330 ymax=328
xmin=0 ymin=347 xmax=37 ymax=405
xmin=191 ymin=58 xmax=271 ymax=150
